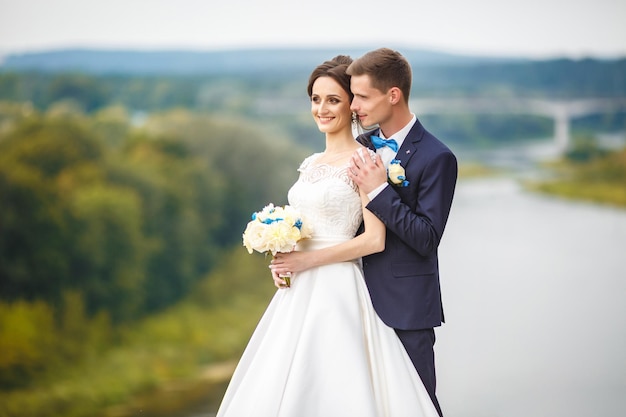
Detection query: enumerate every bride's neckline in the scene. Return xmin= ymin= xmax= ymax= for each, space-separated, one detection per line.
xmin=311 ymin=148 xmax=359 ymax=168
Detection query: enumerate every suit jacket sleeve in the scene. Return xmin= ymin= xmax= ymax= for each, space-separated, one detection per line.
xmin=366 ymin=148 xmax=457 ymax=257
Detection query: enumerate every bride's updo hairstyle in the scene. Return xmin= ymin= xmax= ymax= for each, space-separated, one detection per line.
xmin=307 ymin=55 xmax=354 ymax=100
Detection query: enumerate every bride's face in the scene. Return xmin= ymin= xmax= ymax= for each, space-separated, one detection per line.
xmin=310 ymin=76 xmax=352 ymax=134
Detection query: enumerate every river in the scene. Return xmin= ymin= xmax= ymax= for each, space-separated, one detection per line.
xmin=192 ymin=138 xmax=626 ymax=416
xmin=436 ymin=175 xmax=626 ymax=416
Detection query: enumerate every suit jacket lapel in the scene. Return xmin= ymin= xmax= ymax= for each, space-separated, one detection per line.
xmin=395 ymin=120 xmax=424 ymax=167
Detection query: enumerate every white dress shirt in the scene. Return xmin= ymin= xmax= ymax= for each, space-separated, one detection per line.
xmin=367 ymin=114 xmax=417 ymax=200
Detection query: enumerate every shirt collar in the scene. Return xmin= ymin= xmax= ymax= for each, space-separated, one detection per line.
xmin=377 ymin=114 xmax=416 ymax=150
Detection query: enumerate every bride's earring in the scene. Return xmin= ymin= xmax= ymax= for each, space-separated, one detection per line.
xmin=351 ymin=112 xmax=363 ymax=136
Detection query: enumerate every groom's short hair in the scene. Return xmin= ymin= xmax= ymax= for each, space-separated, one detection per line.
xmin=347 ymin=48 xmax=412 ymax=104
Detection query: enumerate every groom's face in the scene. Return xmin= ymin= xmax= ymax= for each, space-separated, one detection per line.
xmin=350 ymin=74 xmax=392 ymax=129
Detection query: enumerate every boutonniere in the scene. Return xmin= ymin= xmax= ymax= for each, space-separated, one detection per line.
xmin=388 ymin=159 xmax=410 ymax=187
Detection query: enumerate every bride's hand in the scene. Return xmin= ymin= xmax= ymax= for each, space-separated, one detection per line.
xmin=270 ymin=251 xmax=312 ymax=277
xmin=271 ymin=268 xmax=290 ymax=289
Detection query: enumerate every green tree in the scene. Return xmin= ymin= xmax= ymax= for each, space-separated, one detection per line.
xmin=67 ymin=184 xmax=147 ymax=321
xmin=0 ymin=152 xmax=70 ymax=301
xmin=44 ymin=73 xmax=107 ymax=112
xmin=0 ymin=299 xmax=56 ymax=388
xmin=0 ymin=116 xmax=105 ymax=303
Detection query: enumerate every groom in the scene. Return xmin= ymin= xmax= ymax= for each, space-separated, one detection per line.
xmin=347 ymin=48 xmax=457 ymax=417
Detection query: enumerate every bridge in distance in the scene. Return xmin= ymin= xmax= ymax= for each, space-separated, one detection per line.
xmin=410 ymin=97 xmax=626 ymax=152
xmin=258 ymin=97 xmax=626 ymax=153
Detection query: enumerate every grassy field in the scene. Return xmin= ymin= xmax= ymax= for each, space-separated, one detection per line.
xmin=527 ymin=147 xmax=626 ymax=208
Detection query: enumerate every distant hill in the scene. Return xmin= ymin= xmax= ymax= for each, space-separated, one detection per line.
xmin=1 ymin=48 xmax=624 ymax=104
xmin=0 ymin=47 xmax=521 ymax=75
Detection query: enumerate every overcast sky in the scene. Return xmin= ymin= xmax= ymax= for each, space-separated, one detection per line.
xmin=1 ymin=0 xmax=625 ymax=59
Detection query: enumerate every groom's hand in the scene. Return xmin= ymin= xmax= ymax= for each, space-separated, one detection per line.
xmin=348 ymin=149 xmax=387 ymax=194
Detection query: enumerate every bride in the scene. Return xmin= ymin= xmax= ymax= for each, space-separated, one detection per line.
xmin=215 ymin=55 xmax=439 ymax=417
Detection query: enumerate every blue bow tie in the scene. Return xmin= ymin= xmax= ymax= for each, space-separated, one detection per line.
xmin=370 ymin=135 xmax=399 ymax=152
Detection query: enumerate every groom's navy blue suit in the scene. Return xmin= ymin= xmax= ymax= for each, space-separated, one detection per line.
xmin=357 ymin=118 xmax=457 ymax=416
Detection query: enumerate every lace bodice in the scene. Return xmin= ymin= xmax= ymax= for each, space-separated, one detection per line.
xmin=288 ymin=152 xmax=364 ymax=240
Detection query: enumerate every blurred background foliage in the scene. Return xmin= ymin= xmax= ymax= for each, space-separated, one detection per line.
xmin=0 ymin=53 xmax=625 ymax=416
xmin=0 ymin=92 xmax=306 ymax=414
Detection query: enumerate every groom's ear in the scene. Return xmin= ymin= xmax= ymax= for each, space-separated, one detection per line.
xmin=389 ymin=87 xmax=402 ymax=105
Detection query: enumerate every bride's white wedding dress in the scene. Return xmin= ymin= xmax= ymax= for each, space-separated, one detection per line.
xmin=216 ymin=153 xmax=439 ymax=417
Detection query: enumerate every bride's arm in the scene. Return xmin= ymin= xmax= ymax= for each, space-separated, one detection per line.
xmin=270 ymin=187 xmax=385 ymax=284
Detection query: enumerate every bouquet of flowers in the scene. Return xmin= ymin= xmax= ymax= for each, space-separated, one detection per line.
xmin=242 ymin=203 xmax=312 ymax=286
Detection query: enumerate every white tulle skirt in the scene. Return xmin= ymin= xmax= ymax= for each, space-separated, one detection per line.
xmin=216 ymin=238 xmax=439 ymax=417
